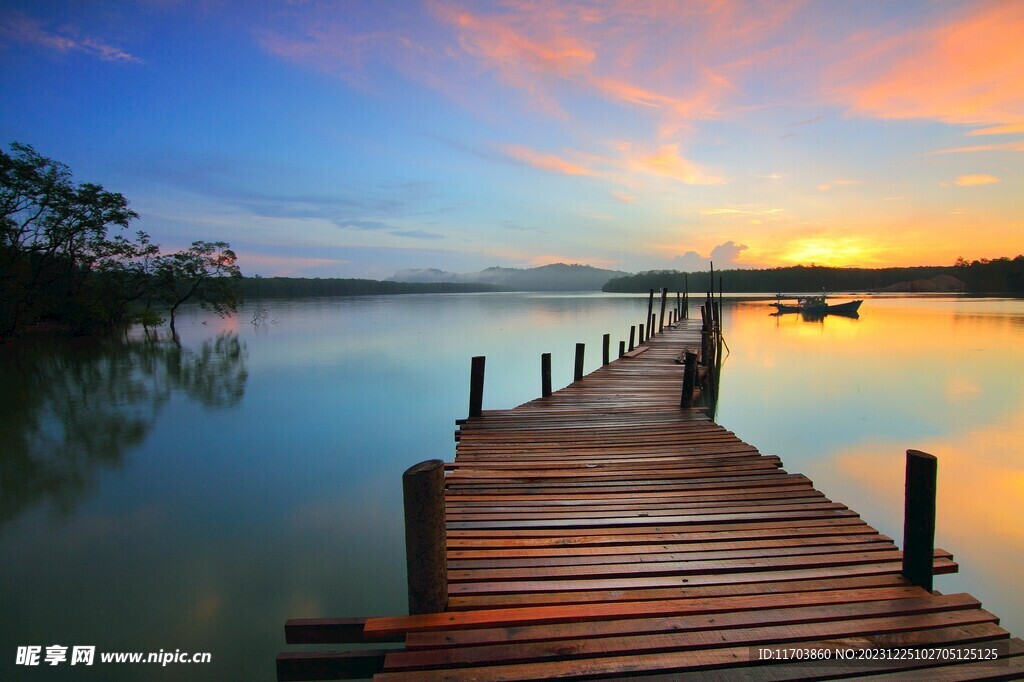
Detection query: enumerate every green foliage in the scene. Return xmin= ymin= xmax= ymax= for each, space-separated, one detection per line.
xmin=950 ymin=255 xmax=1024 ymax=293
xmin=0 ymin=143 xmax=241 ymax=338
xmin=603 ymin=265 xmax=972 ymax=294
xmin=153 ymin=240 xmax=241 ymax=330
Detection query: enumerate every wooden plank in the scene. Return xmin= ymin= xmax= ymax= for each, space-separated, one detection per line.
xmin=374 ymin=623 xmax=1010 ymax=681
xmin=362 ymin=587 xmax=934 ymax=639
xmin=405 ymin=593 xmax=981 ymax=650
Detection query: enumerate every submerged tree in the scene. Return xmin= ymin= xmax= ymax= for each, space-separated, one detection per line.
xmin=155 ymin=240 xmax=241 ymax=332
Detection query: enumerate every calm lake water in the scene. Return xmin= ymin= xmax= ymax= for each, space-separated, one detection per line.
xmin=2 ymin=292 xmax=1022 ymax=680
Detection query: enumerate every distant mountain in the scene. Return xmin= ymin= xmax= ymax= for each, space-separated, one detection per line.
xmin=389 ymin=263 xmax=630 ymax=291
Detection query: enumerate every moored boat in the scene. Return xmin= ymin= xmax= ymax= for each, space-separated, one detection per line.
xmin=772 ymin=293 xmax=863 ymax=315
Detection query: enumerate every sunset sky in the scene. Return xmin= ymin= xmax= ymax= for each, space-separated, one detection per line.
xmin=1 ymin=1 xmax=1021 ymax=278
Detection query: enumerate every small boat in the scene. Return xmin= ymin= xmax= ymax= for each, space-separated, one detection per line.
xmin=772 ymin=293 xmax=863 ymax=315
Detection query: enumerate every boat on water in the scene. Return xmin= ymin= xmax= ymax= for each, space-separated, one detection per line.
xmin=772 ymin=293 xmax=863 ymax=315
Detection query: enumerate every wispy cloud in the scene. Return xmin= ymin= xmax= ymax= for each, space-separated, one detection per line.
xmin=623 ymin=143 xmax=726 ymax=186
xmin=701 ymin=207 xmax=783 ymax=216
xmin=930 ymin=142 xmax=1024 ymax=155
xmin=500 ymin=145 xmax=596 ymax=177
xmin=390 ymin=229 xmax=445 ymax=240
xmin=967 ymin=123 xmax=1024 ymax=137
xmin=0 ymin=11 xmax=143 ymax=63
xmin=953 ymin=174 xmax=1000 ymax=187
xmin=818 ymin=179 xmax=861 ymax=191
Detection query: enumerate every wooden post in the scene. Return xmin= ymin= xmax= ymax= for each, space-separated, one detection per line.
xmin=719 ymin=276 xmax=724 ymax=335
xmin=646 ymin=289 xmax=654 ymax=338
xmin=650 ymin=314 xmax=657 ymax=338
xmin=676 ymin=291 xmax=681 ymax=319
xmin=659 ymin=288 xmax=667 ymax=333
xmin=902 ymin=450 xmax=937 ymax=592
xmin=541 ymin=352 xmax=552 ymax=398
xmin=638 ymin=323 xmax=645 ymax=345
xmin=618 ymin=340 xmax=625 ymax=358
xmin=468 ymin=356 xmax=485 ymax=419
xmin=402 ymin=459 xmax=447 ymax=615
xmin=602 ymin=333 xmax=610 ymax=365
xmin=680 ymin=351 xmax=698 ymax=408
xmin=574 ymin=343 xmax=585 ymax=382
xmin=683 ymin=274 xmax=689 ymax=319
xmin=628 ymin=325 xmax=636 ymax=351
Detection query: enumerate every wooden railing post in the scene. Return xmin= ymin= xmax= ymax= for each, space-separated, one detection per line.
xmin=902 ymin=449 xmax=938 ymax=592
xmin=602 ymin=333 xmax=610 ymax=365
xmin=628 ymin=325 xmax=636 ymax=351
xmin=646 ymin=289 xmax=654 ymax=341
xmin=468 ymin=356 xmax=485 ymax=419
xmin=403 ymin=459 xmax=447 ymax=615
xmin=679 ymin=351 xmax=698 ymax=408
xmin=638 ymin=323 xmax=645 ymax=345
xmin=618 ymin=340 xmax=625 ymax=358
xmin=659 ymin=288 xmax=667 ymax=333
xmin=541 ymin=352 xmax=552 ymax=398
xmin=574 ymin=343 xmax=585 ymax=382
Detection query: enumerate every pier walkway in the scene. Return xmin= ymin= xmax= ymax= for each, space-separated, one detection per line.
xmin=278 ymin=317 xmax=1023 ymax=680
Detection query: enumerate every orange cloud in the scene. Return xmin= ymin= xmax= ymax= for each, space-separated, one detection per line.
xmin=953 ymin=174 xmax=1000 ymax=187
xmin=611 ymin=190 xmax=635 ymax=203
xmin=930 ymin=142 xmax=1024 ymax=154
xmin=625 ymin=143 xmax=725 ymax=186
xmin=967 ymin=123 xmax=1024 ymax=136
xmin=836 ymin=3 xmax=1024 ymax=125
xmin=501 ymin=145 xmax=595 ymax=176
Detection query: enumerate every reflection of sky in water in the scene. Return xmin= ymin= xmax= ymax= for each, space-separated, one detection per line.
xmin=2 ymin=292 xmax=1021 ymax=680
xmin=717 ymin=294 xmax=1024 ymax=638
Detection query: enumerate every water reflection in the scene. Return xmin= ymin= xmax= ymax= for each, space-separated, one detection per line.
xmin=0 ymin=334 xmax=247 ymax=525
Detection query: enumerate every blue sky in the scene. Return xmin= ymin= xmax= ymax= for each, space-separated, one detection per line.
xmin=1 ymin=1 xmax=1021 ymax=277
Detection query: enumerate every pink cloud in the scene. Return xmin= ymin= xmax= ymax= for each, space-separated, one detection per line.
xmin=500 ymin=145 xmax=596 ymax=176
xmin=834 ymin=3 xmax=1024 ymax=125
xmin=0 ymin=11 xmax=143 ymax=63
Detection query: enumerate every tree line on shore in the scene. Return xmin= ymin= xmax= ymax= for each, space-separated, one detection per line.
xmin=602 ymin=259 xmax=1024 ymax=295
xmin=1 ymin=143 xmax=240 ymax=339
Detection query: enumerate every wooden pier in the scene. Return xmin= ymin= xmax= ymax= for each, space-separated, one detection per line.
xmin=278 ymin=306 xmax=1023 ymax=680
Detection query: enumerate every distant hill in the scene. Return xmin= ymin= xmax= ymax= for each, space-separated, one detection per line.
xmin=390 ymin=263 xmax=629 ymax=291
xmin=240 ymin=277 xmax=504 ymax=298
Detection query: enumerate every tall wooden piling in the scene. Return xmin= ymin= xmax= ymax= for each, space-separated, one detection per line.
xmin=902 ymin=449 xmax=938 ymax=592
xmin=574 ymin=343 xmax=585 ymax=382
xmin=659 ymin=288 xmax=668 ymax=333
xmin=541 ymin=352 xmax=552 ymax=398
xmin=646 ymin=289 xmax=654 ymax=341
xmin=679 ymin=350 xmax=698 ymax=408
xmin=602 ymin=334 xmax=610 ymax=365
xmin=468 ymin=356 xmax=485 ymax=419
xmin=683 ymin=274 xmax=689 ymax=319
xmin=402 ymin=459 xmax=447 ymax=615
